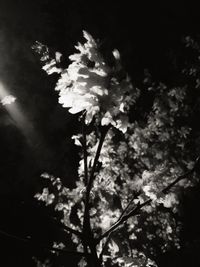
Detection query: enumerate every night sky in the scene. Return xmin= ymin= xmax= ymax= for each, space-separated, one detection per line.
xmin=1 ymin=1 xmax=200 ymax=266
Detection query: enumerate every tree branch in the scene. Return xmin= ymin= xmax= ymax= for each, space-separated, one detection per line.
xmin=98 ymin=192 xmax=141 ymax=256
xmin=119 ymin=192 xmax=141 ymax=220
xmin=97 ymin=156 xmax=200 ymax=242
xmin=98 ymin=199 xmax=151 ymax=242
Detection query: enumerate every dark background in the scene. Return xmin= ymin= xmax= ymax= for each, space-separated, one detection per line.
xmin=0 ymin=1 xmax=200 ymax=266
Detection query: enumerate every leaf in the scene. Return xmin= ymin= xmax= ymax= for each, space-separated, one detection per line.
xmin=108 ymin=239 xmax=119 ymax=254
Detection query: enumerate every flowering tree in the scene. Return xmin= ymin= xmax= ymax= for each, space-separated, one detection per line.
xmin=33 ymin=32 xmax=199 ymax=267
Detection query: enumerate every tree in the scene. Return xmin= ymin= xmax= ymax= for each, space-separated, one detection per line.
xmin=33 ymin=31 xmax=200 ymax=267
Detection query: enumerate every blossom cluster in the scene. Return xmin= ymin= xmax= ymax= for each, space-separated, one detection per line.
xmin=34 ymin=31 xmax=139 ymax=133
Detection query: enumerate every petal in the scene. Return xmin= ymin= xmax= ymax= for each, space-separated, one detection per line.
xmin=69 ymin=106 xmax=85 ymax=114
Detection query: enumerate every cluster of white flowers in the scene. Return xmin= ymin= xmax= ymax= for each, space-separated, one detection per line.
xmin=35 ymin=31 xmax=137 ymax=133
xmin=57 ymin=31 xmax=136 ymax=133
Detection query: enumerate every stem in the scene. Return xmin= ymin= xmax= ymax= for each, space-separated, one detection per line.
xmin=83 ymin=126 xmax=110 ymax=232
xmin=82 ymin=125 xmax=110 ymax=266
xmin=88 ymin=239 xmax=102 ymax=267
xmin=86 ymin=126 xmax=110 ymax=203
xmin=83 ymin=241 xmax=91 ymax=266
xmin=82 ymin=116 xmax=88 ymax=186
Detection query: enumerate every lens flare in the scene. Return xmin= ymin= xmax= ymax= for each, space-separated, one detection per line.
xmin=0 ymin=81 xmax=36 ymax=146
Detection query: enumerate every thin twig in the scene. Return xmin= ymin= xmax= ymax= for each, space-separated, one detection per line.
xmin=98 ymin=199 xmax=151 ymax=241
xmin=98 ymin=192 xmax=141 ymax=257
xmin=0 ymin=228 xmax=89 ymax=257
xmin=119 ymin=192 xmax=141 ymax=220
xmin=51 ymin=217 xmax=82 ymax=237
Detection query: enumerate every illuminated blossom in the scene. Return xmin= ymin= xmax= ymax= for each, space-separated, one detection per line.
xmin=57 ymin=31 xmax=137 ymax=133
xmin=35 ymin=31 xmax=138 ymax=133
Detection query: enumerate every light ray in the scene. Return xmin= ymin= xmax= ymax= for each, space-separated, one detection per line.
xmin=0 ymin=81 xmax=37 ymax=146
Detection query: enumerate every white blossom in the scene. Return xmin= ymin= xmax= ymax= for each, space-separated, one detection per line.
xmin=38 ymin=31 xmax=137 ymax=133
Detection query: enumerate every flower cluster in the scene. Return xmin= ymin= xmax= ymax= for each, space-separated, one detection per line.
xmin=34 ymin=31 xmax=138 ymax=133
